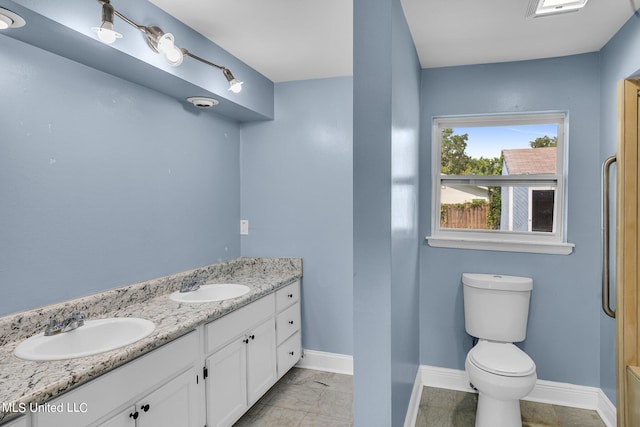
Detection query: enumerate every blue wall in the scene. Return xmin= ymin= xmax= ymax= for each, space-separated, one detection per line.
xmin=0 ymin=35 xmax=241 ymax=315
xmin=389 ymin=0 xmax=421 ymax=425
xmin=419 ymin=54 xmax=603 ymax=387
xmin=599 ymin=12 xmax=640 ymax=404
xmin=240 ymin=78 xmax=354 ymax=356
xmin=353 ymin=0 xmax=421 ymax=424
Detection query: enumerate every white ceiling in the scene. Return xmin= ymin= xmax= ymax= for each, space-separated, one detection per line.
xmin=149 ymin=0 xmax=640 ymax=83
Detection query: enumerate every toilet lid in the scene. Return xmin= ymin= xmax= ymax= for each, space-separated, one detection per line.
xmin=468 ymin=341 xmax=536 ymax=377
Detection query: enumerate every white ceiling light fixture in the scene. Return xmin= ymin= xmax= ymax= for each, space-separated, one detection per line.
xmin=186 ymin=97 xmax=219 ymax=108
xmin=0 ymin=13 xmax=12 ymax=29
xmin=527 ymin=0 xmax=590 ymax=18
xmin=0 ymin=8 xmax=26 ymax=30
xmin=93 ymin=0 xmax=242 ymax=92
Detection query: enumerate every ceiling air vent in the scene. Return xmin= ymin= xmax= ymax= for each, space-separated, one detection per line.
xmin=526 ymin=0 xmax=589 ymax=18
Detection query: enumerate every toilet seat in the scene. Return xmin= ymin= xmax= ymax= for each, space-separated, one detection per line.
xmin=468 ymin=341 xmax=536 ymax=377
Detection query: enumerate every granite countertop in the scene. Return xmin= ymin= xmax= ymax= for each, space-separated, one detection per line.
xmin=0 ymin=257 xmax=302 ymax=423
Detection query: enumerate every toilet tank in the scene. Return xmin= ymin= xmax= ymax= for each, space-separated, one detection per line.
xmin=462 ymin=273 xmax=533 ymax=343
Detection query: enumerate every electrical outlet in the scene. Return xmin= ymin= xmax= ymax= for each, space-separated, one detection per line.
xmin=240 ymin=220 xmax=249 ymax=235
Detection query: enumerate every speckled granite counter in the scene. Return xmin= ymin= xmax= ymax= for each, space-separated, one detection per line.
xmin=0 ymin=257 xmax=302 ymax=423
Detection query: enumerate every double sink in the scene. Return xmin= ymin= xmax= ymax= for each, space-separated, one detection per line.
xmin=14 ymin=283 xmax=250 ymax=361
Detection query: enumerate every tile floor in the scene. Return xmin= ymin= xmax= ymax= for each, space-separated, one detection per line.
xmin=234 ymin=368 xmax=607 ymax=427
xmin=417 ymin=386 xmax=607 ymax=427
xmin=234 ymin=368 xmax=354 ymax=426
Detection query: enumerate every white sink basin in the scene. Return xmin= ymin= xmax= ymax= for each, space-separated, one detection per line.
xmin=14 ymin=318 xmax=155 ymax=361
xmin=169 ymin=283 xmax=251 ymax=303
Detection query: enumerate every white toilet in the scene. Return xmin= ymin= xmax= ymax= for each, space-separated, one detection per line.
xmin=462 ymin=273 xmax=537 ymax=427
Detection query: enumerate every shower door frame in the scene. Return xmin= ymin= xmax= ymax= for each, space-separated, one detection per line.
xmin=616 ymin=78 xmax=640 ymax=427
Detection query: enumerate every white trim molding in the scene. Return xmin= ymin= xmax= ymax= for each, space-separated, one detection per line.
xmin=404 ymin=369 xmax=424 ymax=427
xmin=426 ymin=236 xmax=575 ymax=255
xmin=296 ymin=348 xmax=353 ymax=375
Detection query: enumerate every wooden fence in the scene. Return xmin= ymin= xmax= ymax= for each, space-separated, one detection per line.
xmin=440 ymin=203 xmax=489 ymax=230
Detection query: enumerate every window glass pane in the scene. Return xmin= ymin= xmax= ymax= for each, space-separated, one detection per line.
xmin=531 ymin=189 xmax=555 ymax=232
xmin=440 ymin=124 xmax=558 ymax=176
xmin=439 ymin=184 xmax=557 ymax=233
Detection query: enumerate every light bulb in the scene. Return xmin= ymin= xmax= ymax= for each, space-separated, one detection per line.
xmin=228 ymin=79 xmax=243 ymax=93
xmin=92 ymin=2 xmax=121 ymax=44
xmin=156 ymin=33 xmax=174 ymax=52
xmin=92 ymin=22 xmax=122 ymax=44
xmin=157 ymin=33 xmax=183 ymax=66
xmin=222 ymin=68 xmax=242 ymax=93
xmin=164 ymin=46 xmax=183 ymax=65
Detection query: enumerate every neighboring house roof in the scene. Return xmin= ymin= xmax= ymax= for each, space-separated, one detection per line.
xmin=502 ymin=147 xmax=556 ymax=175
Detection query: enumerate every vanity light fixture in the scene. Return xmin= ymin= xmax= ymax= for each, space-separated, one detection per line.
xmin=0 ymin=8 xmax=26 ymax=30
xmin=91 ymin=0 xmax=122 ymax=44
xmin=526 ymin=0 xmax=589 ymax=17
xmin=93 ymin=0 xmax=242 ymax=93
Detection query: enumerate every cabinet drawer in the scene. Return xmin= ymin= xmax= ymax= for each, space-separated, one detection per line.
xmin=205 ymin=293 xmax=275 ymax=355
xmin=275 ymin=281 xmax=300 ymax=312
xmin=276 ymin=303 xmax=300 ymax=345
xmin=277 ymin=331 xmax=301 ymax=379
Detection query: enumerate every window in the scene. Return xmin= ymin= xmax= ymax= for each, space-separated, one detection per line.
xmin=427 ymin=112 xmax=574 ymax=255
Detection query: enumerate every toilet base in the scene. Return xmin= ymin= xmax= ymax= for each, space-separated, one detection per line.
xmin=465 ymin=345 xmax=536 ymax=427
xmin=475 ymin=394 xmax=522 ymax=427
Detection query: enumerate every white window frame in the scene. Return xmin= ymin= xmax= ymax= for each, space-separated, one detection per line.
xmin=426 ymin=111 xmax=574 ymax=255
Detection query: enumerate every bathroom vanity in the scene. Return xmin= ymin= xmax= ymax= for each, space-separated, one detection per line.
xmin=0 ymin=258 xmax=302 ymax=427
xmin=204 ymin=280 xmax=301 ymax=426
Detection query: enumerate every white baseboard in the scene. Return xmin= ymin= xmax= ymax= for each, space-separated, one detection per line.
xmin=419 ymin=365 xmax=617 ymax=427
xmin=596 ymin=389 xmax=617 ymax=427
xmin=420 ymin=365 xmax=476 ymax=393
xmin=404 ymin=368 xmax=424 ymax=427
xmin=295 ymin=351 xmax=616 ymax=427
xmin=296 ymin=348 xmax=353 ymax=375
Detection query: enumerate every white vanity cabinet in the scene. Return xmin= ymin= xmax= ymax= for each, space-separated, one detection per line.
xmin=97 ymin=367 xmax=199 ymax=427
xmin=32 ymin=331 xmax=201 ymax=427
xmin=204 ymin=294 xmax=277 ymax=427
xmin=275 ymin=281 xmax=302 ymax=378
xmin=17 ymin=280 xmax=302 ymax=427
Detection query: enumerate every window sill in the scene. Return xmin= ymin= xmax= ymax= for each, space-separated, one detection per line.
xmin=425 ymin=236 xmax=574 ymax=255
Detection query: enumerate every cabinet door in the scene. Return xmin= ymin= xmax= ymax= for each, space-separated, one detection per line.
xmin=206 ymin=338 xmax=247 ymax=427
xmin=246 ymin=318 xmax=277 ymax=405
xmin=136 ymin=368 xmax=199 ymax=427
xmin=96 ymin=406 xmax=135 ymax=427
